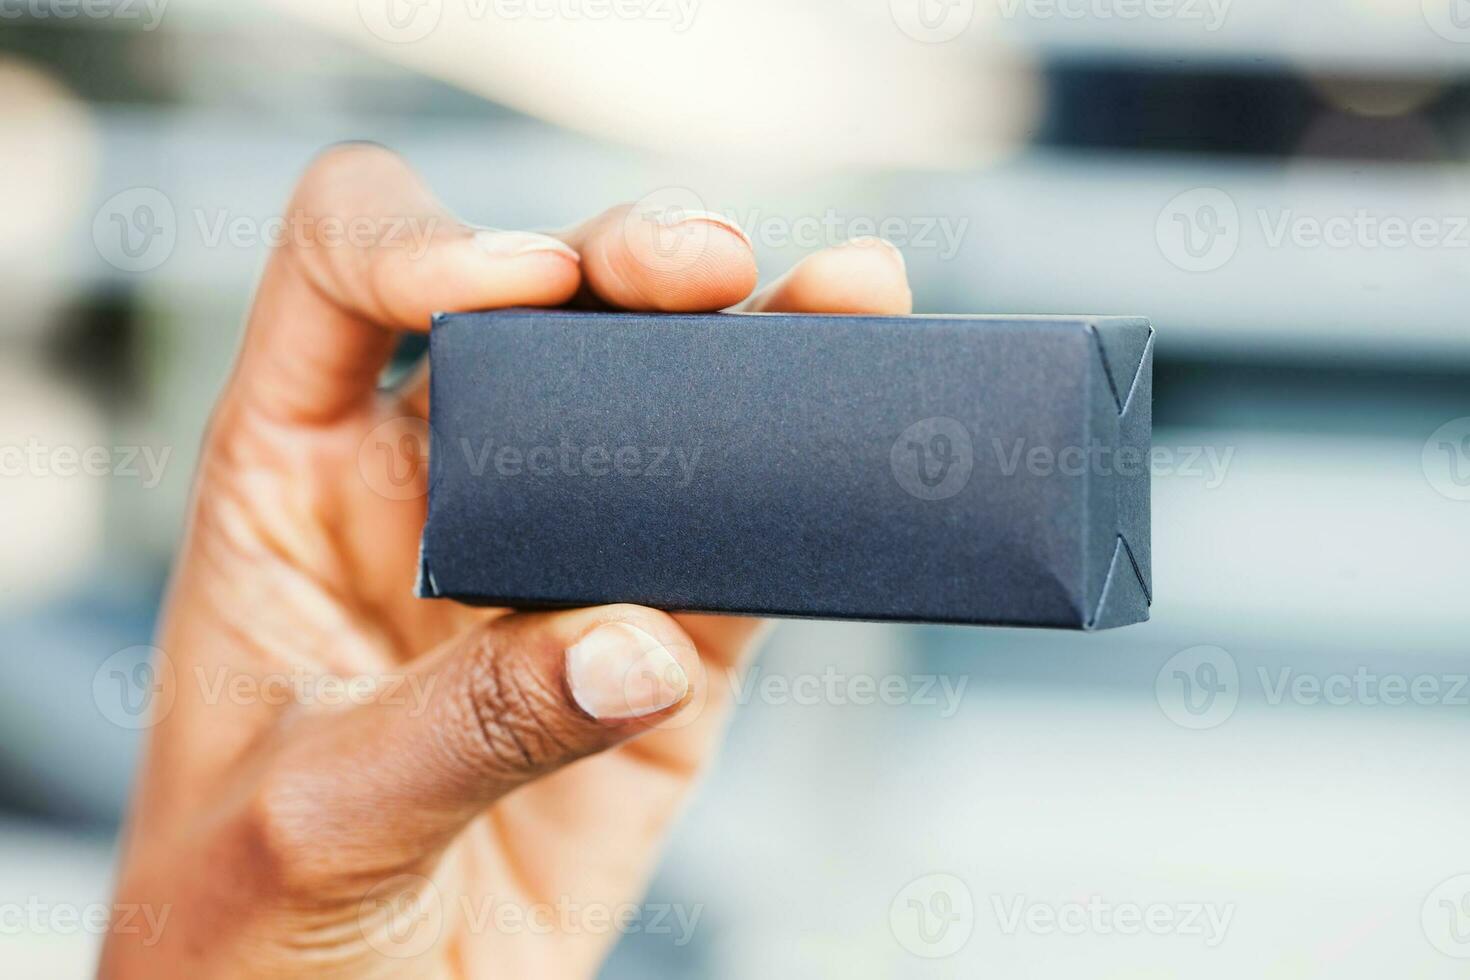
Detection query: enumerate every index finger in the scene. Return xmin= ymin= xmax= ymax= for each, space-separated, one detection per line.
xmin=231 ymin=144 xmax=583 ymax=425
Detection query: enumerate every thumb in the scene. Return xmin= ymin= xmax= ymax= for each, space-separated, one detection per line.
xmin=248 ymin=605 xmax=699 ymax=881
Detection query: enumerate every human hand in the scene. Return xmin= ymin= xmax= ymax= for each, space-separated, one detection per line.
xmin=101 ymin=145 xmax=912 ymax=979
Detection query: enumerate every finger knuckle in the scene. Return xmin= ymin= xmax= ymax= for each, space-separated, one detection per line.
xmin=297 ymin=142 xmax=403 ymax=200
xmin=239 ymin=773 xmax=337 ymax=897
xmin=465 ymin=632 xmax=577 ymax=777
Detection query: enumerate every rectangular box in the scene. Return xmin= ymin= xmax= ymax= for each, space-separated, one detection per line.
xmin=419 ymin=310 xmax=1153 ymax=630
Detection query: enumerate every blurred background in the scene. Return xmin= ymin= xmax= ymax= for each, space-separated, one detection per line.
xmin=2 ymin=0 xmax=1469 ymax=975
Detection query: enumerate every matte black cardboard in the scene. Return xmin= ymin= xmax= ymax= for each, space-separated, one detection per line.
xmin=418 ymin=310 xmax=1153 ymax=630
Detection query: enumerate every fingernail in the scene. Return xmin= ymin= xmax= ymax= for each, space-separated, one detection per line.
xmin=473 ymin=229 xmax=581 ymax=261
xmin=566 ymin=623 xmax=689 ymax=720
xmin=846 ymin=236 xmax=906 ymax=273
xmin=656 ymin=209 xmax=753 ymax=250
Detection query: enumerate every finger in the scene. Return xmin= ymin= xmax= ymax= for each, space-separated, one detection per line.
xmin=230 ymin=143 xmax=582 ymax=425
xmin=555 ymin=202 xmax=758 ymax=312
xmin=248 ymin=604 xmax=699 ymax=878
xmin=739 ymin=237 xmax=913 ymax=315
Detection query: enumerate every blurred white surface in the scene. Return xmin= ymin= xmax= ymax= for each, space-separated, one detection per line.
xmin=0 ymin=821 xmax=112 ymax=978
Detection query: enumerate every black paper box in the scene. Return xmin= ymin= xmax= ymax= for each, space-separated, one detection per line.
xmin=418 ymin=310 xmax=1152 ymax=630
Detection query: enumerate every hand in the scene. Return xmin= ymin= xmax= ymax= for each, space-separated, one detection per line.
xmin=101 ymin=145 xmax=913 ymax=979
